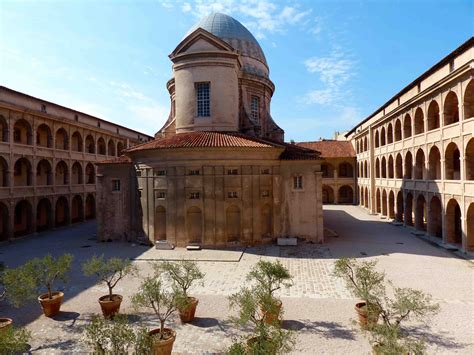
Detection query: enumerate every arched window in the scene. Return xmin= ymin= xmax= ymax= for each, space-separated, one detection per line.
xmin=428 ymin=146 xmax=441 ymax=180
xmin=375 ymin=158 xmax=380 ymax=178
xmin=0 ymin=115 xmax=8 ymax=142
xmin=414 ymin=149 xmax=425 ymax=180
xmin=380 ymin=127 xmax=386 ymax=146
xmin=71 ymin=162 xmax=83 ymax=184
xmin=445 ymin=142 xmax=460 ymax=180
xmin=414 ymin=108 xmax=424 ymax=134
xmin=97 ymin=137 xmax=106 ymax=155
xmin=428 ymin=196 xmax=442 ymax=238
xmin=14 ymin=158 xmax=32 ymax=186
xmin=36 ymin=124 xmax=52 ymax=148
xmin=322 ymin=185 xmax=335 ymax=204
xmin=427 ymin=100 xmax=440 ymax=131
xmin=108 ymin=139 xmax=116 ymax=156
xmin=464 ymin=80 xmax=474 ymax=119
xmin=85 ymin=163 xmax=95 ymax=184
xmin=443 ymin=91 xmax=459 ymax=126
xmin=415 ymin=194 xmax=426 ymax=231
xmin=117 ymin=142 xmax=124 ymax=156
xmin=445 ymin=199 xmax=462 ymax=245
xmin=55 ymin=161 xmax=69 ymax=185
xmin=55 ymin=128 xmax=69 ymax=150
xmin=375 ymin=130 xmax=380 ymax=148
xmin=466 ymin=138 xmax=474 ymax=180
xmin=13 ymin=119 xmax=32 ymax=145
xmin=36 ymin=159 xmax=52 ymax=186
xmin=394 ymin=120 xmax=402 ymax=141
xmin=403 ymin=114 xmax=412 ymax=138
xmin=55 ymin=196 xmax=69 ymax=227
xmin=338 ymin=185 xmax=354 ymax=204
xmin=0 ymin=157 xmax=8 ymax=187
xmin=388 ymin=155 xmax=394 ymax=178
xmin=85 ymin=135 xmax=95 ymax=154
xmin=339 ymin=162 xmax=353 ymax=177
xmin=364 ymin=137 xmax=368 ymax=151
xmin=71 ymin=131 xmax=83 ymax=152
xmin=387 ymin=124 xmax=393 ymax=144
xmin=404 ymin=151 xmax=413 ymax=179
xmin=321 ymin=163 xmax=334 ymax=178
xmin=395 ymin=154 xmax=403 ymax=179
xmin=381 ymin=157 xmax=387 ymax=178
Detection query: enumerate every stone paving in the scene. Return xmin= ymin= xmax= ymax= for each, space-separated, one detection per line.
xmin=0 ymin=205 xmax=473 ymax=354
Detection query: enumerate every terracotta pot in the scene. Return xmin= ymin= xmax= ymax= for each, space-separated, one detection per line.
xmin=149 ymin=328 xmax=176 ymax=355
xmin=178 ymin=297 xmax=198 ymax=323
xmin=0 ymin=318 xmax=13 ymax=332
xmin=262 ymin=299 xmax=282 ymax=325
xmin=38 ymin=291 xmax=64 ymax=317
xmin=99 ymin=294 xmax=123 ymax=319
xmin=355 ymin=302 xmax=380 ymax=329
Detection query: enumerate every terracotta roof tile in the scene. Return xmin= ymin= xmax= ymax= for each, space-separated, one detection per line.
xmin=297 ymin=140 xmax=355 ymax=158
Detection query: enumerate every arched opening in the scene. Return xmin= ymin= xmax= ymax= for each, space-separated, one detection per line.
xmin=443 ymin=91 xmax=459 ymax=126
xmin=414 ymin=149 xmax=425 ymax=180
xmin=339 ymin=162 xmax=353 ymax=177
xmin=261 ymin=204 xmax=272 ymax=237
xmin=36 ymin=159 xmax=52 ymax=186
xmin=405 ymin=193 xmax=414 ymax=226
xmin=380 ymin=127 xmax=386 ymax=146
xmin=464 ymin=80 xmax=474 ymax=119
xmin=117 ymin=142 xmax=124 ymax=156
xmin=414 ymin=108 xmax=424 ymax=135
xmin=338 ymin=185 xmax=353 ymax=204
xmin=321 ymin=163 xmax=335 ymax=178
xmin=85 ymin=194 xmax=96 ymax=219
xmin=415 ymin=194 xmax=427 ymax=231
xmin=55 ymin=196 xmax=69 ymax=227
xmin=394 ymin=120 xmax=402 ymax=141
xmin=36 ymin=124 xmax=52 ymax=148
xmin=356 ymin=141 xmax=360 ymax=154
xmin=107 ymin=139 xmax=116 ymax=156
xmin=71 ymin=195 xmax=83 ymax=223
xmin=322 ymin=185 xmax=335 ymax=204
xmin=388 ymin=155 xmax=394 ymax=178
xmin=375 ymin=158 xmax=380 ymax=178
xmin=388 ymin=191 xmax=395 ymax=219
xmin=387 ymin=123 xmax=393 ymax=144
xmin=428 ymin=146 xmax=441 ymax=180
xmin=55 ymin=160 xmax=69 ymax=185
xmin=396 ymin=191 xmax=404 ymax=222
xmin=445 ymin=142 xmax=460 ymax=180
xmin=85 ymin=135 xmax=95 ymax=154
xmin=376 ymin=188 xmax=381 ymax=213
xmin=154 ymin=206 xmax=167 ymax=241
xmin=466 ymin=139 xmax=474 ymax=180
xmin=364 ymin=161 xmax=368 ymax=178
xmin=427 ymin=100 xmax=440 ymax=131
xmin=382 ymin=190 xmax=388 ymax=216
xmin=364 ymin=187 xmax=369 ymax=208
xmin=403 ymin=114 xmax=412 ymax=138
xmin=85 ymin=163 xmax=95 ymax=184
xmin=0 ymin=156 xmax=8 ymax=187
xmin=428 ymin=196 xmax=442 ymax=238
xmin=395 ymin=153 xmax=403 ymax=178
xmin=226 ymin=205 xmax=241 ymax=243
xmin=14 ymin=158 xmax=32 ymax=186
xmin=381 ymin=157 xmax=387 ymax=178
xmin=445 ymin=199 xmax=462 ymax=246
xmin=14 ymin=200 xmax=32 ymax=237
xmin=0 ymin=202 xmax=8 ymax=241
xmin=375 ymin=130 xmax=380 ymax=148
xmin=360 ymin=188 xmax=364 ymax=206
xmin=71 ymin=162 xmax=83 ymax=184
xmin=186 ymin=206 xmax=202 ymax=244
xmin=36 ymin=198 xmax=52 ymax=232
xmin=0 ymin=115 xmax=8 ymax=142
xmin=404 ymin=151 xmax=413 ymax=179
xmin=467 ymin=203 xmax=474 ymax=251
xmin=13 ymin=119 xmax=32 ymax=145
xmin=71 ymin=131 xmax=83 ymax=152
xmin=364 ymin=137 xmax=368 ymax=151
xmin=55 ymin=128 xmax=69 ymax=150
xmin=97 ymin=137 xmax=106 ymax=155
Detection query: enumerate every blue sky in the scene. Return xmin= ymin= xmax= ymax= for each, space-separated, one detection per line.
xmin=1 ymin=0 xmax=472 ymax=141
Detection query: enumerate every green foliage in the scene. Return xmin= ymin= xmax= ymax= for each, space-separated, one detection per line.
xmin=0 ymin=264 xmax=37 ymax=308
xmin=0 ymin=326 xmax=31 ymax=353
xmin=22 ymin=253 xmax=74 ymax=299
xmin=131 ymin=275 xmax=179 ymax=340
xmin=371 ymin=323 xmax=425 ymax=355
xmin=156 ymin=260 xmax=204 ymax=298
xmin=83 ymin=255 xmax=138 ymax=298
xmin=247 ymin=260 xmax=292 ymax=297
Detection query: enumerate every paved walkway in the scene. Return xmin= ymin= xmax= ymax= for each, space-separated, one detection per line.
xmin=0 ymin=205 xmax=472 ymax=354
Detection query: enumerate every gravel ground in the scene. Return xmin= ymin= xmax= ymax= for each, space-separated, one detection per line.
xmin=0 ymin=205 xmax=472 ymax=354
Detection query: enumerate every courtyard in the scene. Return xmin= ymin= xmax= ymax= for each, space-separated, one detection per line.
xmin=1 ymin=205 xmax=473 ymax=354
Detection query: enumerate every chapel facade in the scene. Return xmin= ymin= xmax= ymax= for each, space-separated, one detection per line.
xmin=96 ymin=13 xmax=324 ymax=247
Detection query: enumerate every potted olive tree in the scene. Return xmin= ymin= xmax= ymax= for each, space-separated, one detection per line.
xmin=157 ymin=260 xmax=204 ymax=323
xmin=132 ymin=274 xmax=179 ymax=355
xmin=83 ymin=255 xmax=138 ymax=318
xmin=247 ymin=260 xmax=292 ymax=324
xmin=333 ymin=258 xmax=385 ymax=329
xmin=228 ymin=286 xmax=295 ymax=354
xmin=22 ymin=253 xmax=74 ymax=317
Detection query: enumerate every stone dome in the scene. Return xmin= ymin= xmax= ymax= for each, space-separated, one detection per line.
xmin=186 ymin=13 xmax=269 ymax=77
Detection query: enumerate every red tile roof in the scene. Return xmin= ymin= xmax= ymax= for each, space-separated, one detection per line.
xmin=297 ymin=140 xmax=355 ymax=158
xmin=96 ymin=155 xmax=132 ymax=164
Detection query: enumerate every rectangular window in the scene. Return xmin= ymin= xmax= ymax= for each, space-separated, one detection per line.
xmin=293 ymin=175 xmax=303 ymax=190
xmin=261 ymin=168 xmax=270 ymax=175
xmin=227 ymin=191 xmax=238 ymax=198
xmin=196 ymin=82 xmax=210 ymax=117
xmin=227 ymin=169 xmax=238 ymax=175
xmin=112 ymin=179 xmax=121 ymax=191
xmin=190 ymin=192 xmax=200 ymax=199
xmin=155 ymin=170 xmax=167 ymax=176
xmin=157 ymin=191 xmax=166 ymax=199
xmin=189 ymin=169 xmax=200 ymax=176
xmin=251 ymin=96 xmax=259 ymax=121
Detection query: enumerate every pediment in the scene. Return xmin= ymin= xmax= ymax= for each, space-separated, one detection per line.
xmin=170 ymin=28 xmax=236 ymax=58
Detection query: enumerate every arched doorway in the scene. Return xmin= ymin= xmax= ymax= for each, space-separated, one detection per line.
xmin=0 ymin=156 xmax=9 ymax=187
xmin=338 ymin=185 xmax=353 ymax=204
xmin=154 ymin=206 xmax=167 ymax=241
xmin=405 ymin=193 xmax=413 ymax=226
xmin=467 ymin=203 xmax=474 ymax=251
xmin=261 ymin=204 xmax=272 ymax=238
xmin=428 ymin=196 xmax=442 ymax=238
xmin=85 ymin=194 xmax=96 ymax=219
xmin=466 ymin=139 xmax=474 ymax=180
xmin=388 ymin=191 xmax=395 ymax=219
xmin=382 ymin=190 xmax=388 ymax=216
xmin=376 ymin=188 xmax=381 ymax=213
xmin=226 ymin=205 xmax=241 ymax=243
xmin=322 ymin=185 xmax=335 ymax=204
xmin=55 ymin=196 xmax=69 ymax=227
xmin=396 ymin=191 xmax=404 ymax=222
xmin=36 ymin=198 xmax=52 ymax=232
xmin=364 ymin=187 xmax=369 ymax=208
xmin=187 ymin=206 xmax=203 ymax=244
xmin=445 ymin=199 xmax=462 ymax=246
xmin=14 ymin=200 xmax=32 ymax=237
xmin=71 ymin=195 xmax=83 ymax=223
xmin=415 ymin=194 xmax=427 ymax=231
xmin=0 ymin=202 xmax=9 ymax=241
xmin=464 ymin=80 xmax=474 ymax=118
